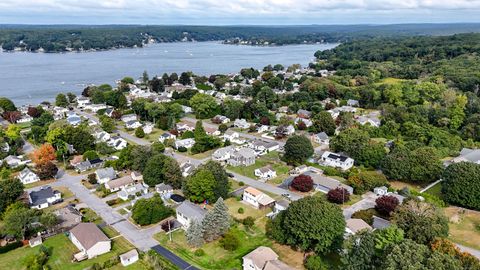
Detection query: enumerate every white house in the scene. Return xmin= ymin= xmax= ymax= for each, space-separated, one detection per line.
xmin=347 ymin=99 xmax=360 ymax=107
xmin=18 ymin=167 xmax=40 ymax=185
xmin=345 ymin=218 xmax=372 ymax=235
xmin=76 ymin=97 xmax=91 ymax=108
xmin=234 ymin=119 xmax=251 ymax=129
xmin=70 ymin=223 xmax=111 ymax=260
xmin=125 ymin=120 xmax=142 ymax=129
xmin=294 ymin=117 xmax=313 ymax=127
xmin=95 ymin=167 xmax=116 ymax=184
xmin=374 ymin=186 xmax=389 ymax=196
xmin=176 ymin=122 xmax=195 ymax=132
xmin=311 ymin=132 xmax=330 ymax=146
xmin=4 ymin=155 xmax=28 ymax=168
xmin=223 ymin=131 xmax=245 ymax=145
xmin=212 ymin=146 xmax=235 ymax=162
xmin=17 ymin=115 xmax=33 ymax=123
xmin=319 ymin=151 xmax=354 ymax=171
xmin=85 ymin=103 xmax=108 ymax=113
xmin=175 ymin=138 xmax=195 ymax=149
xmin=176 ymin=201 xmax=207 ymax=230
xmin=212 ymin=115 xmax=231 ymax=124
xmin=29 ymin=187 xmax=62 ymax=209
xmin=181 ymin=105 xmax=193 ymax=114
xmin=243 ymin=187 xmax=275 ymax=209
xmin=158 ymin=132 xmax=176 ymax=143
xmin=120 ymin=250 xmax=139 ymax=267
xmin=67 ymin=112 xmax=82 ymax=126
xmin=121 ymin=114 xmax=137 ymax=123
xmin=117 ymin=183 xmax=148 ymax=201
xmin=143 ymin=122 xmax=154 ymax=134
xmin=105 ymin=175 xmax=134 ymax=192
xmin=94 ymin=131 xmax=111 ymax=143
xmin=248 ymin=140 xmax=279 ymax=155
xmin=108 ymin=136 xmax=128 ymax=150
xmin=155 ymin=183 xmax=174 ymax=197
xmin=254 ymin=166 xmax=277 ymax=180
xmin=227 ymin=148 xmax=256 ymax=167
xmin=242 ymin=246 xmax=293 ymax=270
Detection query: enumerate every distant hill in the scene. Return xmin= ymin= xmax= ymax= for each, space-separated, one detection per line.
xmin=1 ymin=24 xmax=480 ymax=52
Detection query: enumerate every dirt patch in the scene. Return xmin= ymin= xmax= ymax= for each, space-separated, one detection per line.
xmin=445 ymin=206 xmax=480 ymax=250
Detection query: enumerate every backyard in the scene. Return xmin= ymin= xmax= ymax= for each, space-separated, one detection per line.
xmin=444 ymin=206 xmax=480 ymax=250
xmin=227 ymin=151 xmax=291 ymax=184
xmin=0 ymin=234 xmax=138 ymax=270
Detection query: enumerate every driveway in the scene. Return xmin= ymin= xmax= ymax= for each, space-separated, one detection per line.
xmin=342 ymin=192 xmax=377 ymax=219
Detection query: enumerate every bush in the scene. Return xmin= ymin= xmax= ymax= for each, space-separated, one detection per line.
xmin=305 ymin=255 xmax=327 ymax=270
xmin=347 ymin=170 xmax=388 ymax=194
xmin=83 ymin=150 xmax=99 ymax=161
xmin=351 ymin=208 xmax=378 ymax=225
xmin=0 ymin=241 xmax=22 ymax=254
xmin=131 ymin=194 xmax=174 ymax=226
xmin=106 ymin=199 xmax=118 ymax=206
xmin=242 ymin=216 xmax=255 ymax=229
xmin=442 ymin=162 xmax=480 ymax=210
xmin=375 ymin=195 xmax=400 ymax=216
xmin=161 ymin=220 xmax=175 ymax=232
xmin=135 ymin=127 xmax=145 ymax=138
xmin=291 ymin=174 xmax=314 ymax=192
xmin=238 ymin=181 xmax=245 ymax=186
xmin=411 ymin=190 xmax=446 ymax=208
xmin=194 ymin=249 xmax=205 ymax=257
xmin=177 ymin=146 xmax=187 ymax=152
xmin=87 ymin=173 xmax=97 ymax=184
xmin=219 ymin=231 xmax=240 ymax=251
xmin=327 ymin=187 xmax=350 ymax=204
xmin=237 ymin=207 xmax=244 ymax=214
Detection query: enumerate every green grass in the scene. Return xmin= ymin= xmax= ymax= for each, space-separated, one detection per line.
xmin=227 ymin=152 xmax=291 ymax=184
xmin=424 ymin=182 xmax=443 ymax=198
xmin=24 ymin=179 xmax=56 ymax=189
xmin=0 ymin=234 xmax=136 ymax=270
xmin=101 ymin=225 xmax=120 ymax=238
xmin=80 ymin=208 xmax=103 ymax=224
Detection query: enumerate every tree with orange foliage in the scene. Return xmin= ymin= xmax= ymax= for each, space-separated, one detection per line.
xmin=31 ymin=143 xmax=56 ymax=165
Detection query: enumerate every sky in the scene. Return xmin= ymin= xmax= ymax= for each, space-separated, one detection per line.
xmin=0 ymin=0 xmax=480 ymax=25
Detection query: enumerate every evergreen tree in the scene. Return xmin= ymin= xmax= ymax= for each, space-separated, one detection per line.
xmin=194 ymin=120 xmax=206 ymax=140
xmin=202 ymin=198 xmax=230 ymax=242
xmin=186 ymin=220 xmax=204 ymax=248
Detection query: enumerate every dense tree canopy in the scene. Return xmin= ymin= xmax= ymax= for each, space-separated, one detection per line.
xmin=442 ymin=162 xmax=480 ymax=210
xmin=283 ymin=135 xmax=313 ymax=165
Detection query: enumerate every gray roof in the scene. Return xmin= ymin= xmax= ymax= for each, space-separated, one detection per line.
xmin=176 ymin=201 xmax=207 ymax=221
xmin=234 ymin=148 xmax=256 ymax=159
xmin=19 ymin=167 xmax=35 ymax=178
xmin=156 ymin=183 xmax=173 ymax=192
xmin=29 ymin=187 xmax=59 ymax=206
xmin=70 ymin=223 xmax=110 ymax=250
xmin=251 ymin=140 xmax=278 ymax=149
xmin=95 ymin=167 xmax=116 ymax=180
xmin=372 ymin=216 xmax=391 ymax=230
xmin=315 ymin=132 xmax=329 ymax=140
xmin=457 ymin=148 xmax=480 ymax=163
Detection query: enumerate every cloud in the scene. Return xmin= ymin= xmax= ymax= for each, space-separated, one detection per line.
xmin=0 ymin=0 xmax=479 ymax=24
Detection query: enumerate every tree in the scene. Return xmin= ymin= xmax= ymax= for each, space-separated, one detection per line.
xmin=135 ymin=127 xmax=145 ymax=138
xmin=67 ymin=92 xmax=76 ymax=103
xmin=55 ymin=93 xmax=68 ymax=107
xmin=36 ymin=161 xmax=58 ymax=180
xmin=83 ymin=150 xmax=99 ymax=161
xmin=305 ymin=255 xmax=328 ymax=270
xmin=31 ymin=143 xmax=56 ymax=165
xmin=312 ymin=111 xmax=336 ymax=135
xmin=202 ymin=198 xmax=230 ymax=242
xmin=291 ymin=174 xmax=314 ymax=192
xmin=442 ymin=162 xmax=480 ymax=210
xmin=190 ymin=93 xmax=218 ymax=119
xmin=382 ymin=239 xmax=431 ymax=270
xmin=341 ymin=230 xmax=378 ymax=270
xmin=149 ymin=77 xmax=165 ymax=92
xmin=99 ymin=115 xmax=115 ymax=133
xmin=143 ymin=154 xmax=183 ymax=188
xmin=391 ymin=200 xmax=449 ymax=245
xmin=381 ymin=147 xmax=443 ymax=183
xmin=198 ymin=161 xmax=230 ymax=200
xmin=179 ymin=72 xmax=192 ymax=85
xmin=219 ymin=230 xmax=239 ymax=251
xmin=267 ymin=196 xmax=345 ymax=254
xmin=218 ymin=124 xmax=228 ymax=133
xmin=283 ymin=135 xmax=313 ymax=165
xmin=183 ymin=169 xmax=216 ymax=203
xmin=131 ymin=194 xmax=173 ymax=226
xmin=0 ymin=178 xmax=24 ymax=214
xmin=27 ymin=107 xmax=41 ymax=118
xmin=63 ymin=126 xmax=95 ymax=154
xmin=3 ymin=203 xmax=36 ymax=240
xmin=375 ymin=195 xmax=399 ymax=216
xmin=186 ymin=220 xmax=204 ymax=248
xmin=0 ymin=97 xmax=16 ymax=112
xmin=31 ymin=112 xmax=54 ymax=127
xmin=194 ymin=121 xmax=206 ymax=140
xmin=431 ymin=238 xmax=480 ymax=269
xmin=5 ymin=124 xmax=21 ymax=141
xmin=223 ymin=99 xmax=244 ymax=120
xmin=142 ymin=70 xmax=149 ymax=84
xmin=327 ymin=187 xmax=350 ymax=204
xmin=347 ymin=171 xmax=388 ymax=194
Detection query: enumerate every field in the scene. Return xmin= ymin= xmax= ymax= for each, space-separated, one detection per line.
xmin=0 ymin=234 xmax=138 ymax=270
xmin=227 ymin=151 xmax=291 ymax=184
xmin=444 ymin=207 xmax=480 ymax=250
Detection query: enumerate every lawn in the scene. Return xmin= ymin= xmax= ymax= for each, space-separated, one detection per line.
xmin=227 ymin=151 xmax=291 ymax=184
xmin=424 ymin=181 xmax=443 ymax=198
xmin=0 ymin=234 xmax=136 ymax=270
xmin=224 ymin=198 xmax=269 ymax=220
xmin=445 ymin=207 xmax=480 ymax=250
xmin=55 ymin=186 xmax=74 ymax=199
xmin=24 ymin=179 xmax=56 ymax=189
xmin=80 ymin=208 xmax=104 ymax=224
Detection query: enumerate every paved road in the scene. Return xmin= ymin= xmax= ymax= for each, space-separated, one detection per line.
xmin=342 ymin=192 xmax=377 ymax=219
xmin=457 ymin=244 xmax=480 ymax=260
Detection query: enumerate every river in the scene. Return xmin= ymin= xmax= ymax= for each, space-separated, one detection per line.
xmin=0 ymin=41 xmax=337 ymax=105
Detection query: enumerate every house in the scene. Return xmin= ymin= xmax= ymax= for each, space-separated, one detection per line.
xmin=212 ymin=146 xmax=235 ymax=162
xmin=66 ymin=112 xmax=82 ymax=126
xmin=356 ymin=115 xmax=381 ymax=127
xmin=54 ymin=205 xmax=83 ymax=229
xmin=70 ymin=155 xmax=83 ymax=167
xmin=76 ymin=97 xmax=91 ymax=108
xmin=176 ymin=121 xmax=195 ymax=132
xmin=451 ymin=148 xmax=480 ymax=164
xmin=108 ymin=136 xmax=127 ymax=150
xmin=223 ymin=131 xmax=245 ymax=144
xmin=75 ymin=158 xmax=104 ymax=173
xmin=70 ymin=223 xmax=111 ymax=260
xmin=17 ymin=115 xmax=33 ymax=123
xmin=228 ymin=148 xmax=256 ymax=167
xmin=242 ymin=246 xmax=293 ymax=270
xmin=17 ymin=167 xmax=40 ymax=185
xmin=205 ymin=126 xmax=221 ymax=136
xmin=345 ymin=218 xmax=372 ymax=235
xmin=143 ymin=122 xmax=154 ymax=134
xmin=372 ymin=216 xmax=391 ymax=230
xmin=176 ymin=201 xmax=207 ymax=229
xmin=94 ymin=131 xmax=111 ymax=143
xmin=347 ymin=99 xmax=360 ymax=107
xmin=374 ymin=186 xmax=389 ymax=196
xmin=121 ymin=114 xmax=137 ymax=123
xmin=85 ymin=103 xmax=108 ymax=113
xmin=29 ymin=235 xmax=43 ymax=247
xmin=29 ymin=186 xmax=62 ymax=209
xmin=212 ymin=115 xmax=231 ymax=124
xmin=256 ymin=125 xmax=269 ymax=133
xmin=327 ymin=106 xmax=357 ymax=119
xmin=158 ymin=132 xmax=176 ymax=143
xmin=311 ymin=132 xmax=329 ymax=146
xmin=276 ymin=125 xmax=294 ymax=137
xmin=181 ymin=105 xmax=193 ymax=114
xmin=248 ymin=140 xmax=279 ymax=155
xmin=273 ymin=200 xmax=290 ymax=214
xmin=125 ymin=120 xmax=142 ymax=129
xmin=104 ymin=108 xmax=114 ymax=117
xmin=243 ymin=187 xmax=275 ymax=209
xmin=290 ymin=165 xmax=308 ymax=175
xmin=297 ymin=109 xmax=312 ymax=119
xmin=105 ymin=175 xmax=135 ymax=192
xmin=95 ymin=167 xmax=116 ymax=184
xmin=117 ymin=183 xmax=147 ymax=201
xmin=319 ymin=151 xmax=354 ymax=171
xmin=234 ymin=119 xmax=251 ymax=129
xmin=282 ymin=170 xmax=353 ymax=194
xmin=180 ymin=161 xmax=196 ymax=177
xmin=254 ymin=166 xmax=277 ymax=180
xmin=120 ymin=250 xmax=139 ymax=266
xmin=294 ymin=117 xmax=313 ymax=128
xmin=175 ymin=138 xmax=195 ymax=149
xmin=155 ymin=183 xmax=174 ymax=197
xmin=131 ymin=171 xmax=143 ymax=181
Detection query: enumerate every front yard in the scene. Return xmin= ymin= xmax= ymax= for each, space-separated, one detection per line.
xmin=227 ymin=151 xmax=291 ymax=184
xmin=445 ymin=206 xmax=480 ymax=250
xmin=0 ymin=233 xmax=137 ymax=270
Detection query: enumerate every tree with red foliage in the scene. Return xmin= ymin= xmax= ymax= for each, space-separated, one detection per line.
xmin=375 ymin=195 xmax=400 ymax=216
xmin=260 ymin=116 xmax=270 ymax=125
xmin=327 ymin=187 xmax=350 ymax=204
xmin=111 ymin=110 xmax=122 ymax=119
xmin=2 ymin=111 xmax=21 ymax=123
xmin=27 ymin=107 xmax=41 ymax=118
xmin=31 ymin=143 xmax=56 ymax=165
xmin=291 ymin=174 xmax=314 ymax=192
xmin=297 ymin=120 xmax=307 ymax=130
xmin=36 ymin=161 xmax=58 ymax=180
xmin=161 ymin=219 xmax=176 ymax=232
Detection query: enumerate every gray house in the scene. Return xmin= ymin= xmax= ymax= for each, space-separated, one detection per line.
xmin=176 ymin=201 xmax=207 ymax=229
xmin=227 ymin=148 xmax=256 ymax=167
